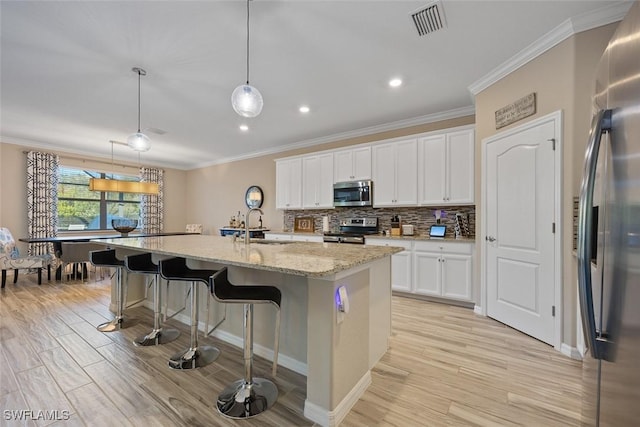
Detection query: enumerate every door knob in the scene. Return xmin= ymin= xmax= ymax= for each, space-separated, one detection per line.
xmin=486 ymin=236 xmax=496 ymax=242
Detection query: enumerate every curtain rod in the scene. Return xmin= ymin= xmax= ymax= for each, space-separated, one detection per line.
xmin=22 ymin=150 xmax=147 ymax=170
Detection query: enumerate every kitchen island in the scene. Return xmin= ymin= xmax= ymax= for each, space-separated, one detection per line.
xmin=95 ymin=234 xmax=402 ymax=427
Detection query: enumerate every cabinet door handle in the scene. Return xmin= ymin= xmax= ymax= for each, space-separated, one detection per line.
xmin=486 ymin=236 xmax=496 ymax=242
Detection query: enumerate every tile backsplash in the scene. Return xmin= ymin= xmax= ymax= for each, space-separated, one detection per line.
xmin=283 ymin=206 xmax=476 ymax=238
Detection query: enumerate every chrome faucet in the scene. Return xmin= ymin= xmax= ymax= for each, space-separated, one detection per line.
xmin=245 ymin=207 xmax=264 ymax=244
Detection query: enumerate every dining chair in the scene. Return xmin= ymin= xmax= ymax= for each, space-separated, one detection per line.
xmin=59 ymin=242 xmax=105 ymax=282
xmin=0 ymin=227 xmax=52 ymax=288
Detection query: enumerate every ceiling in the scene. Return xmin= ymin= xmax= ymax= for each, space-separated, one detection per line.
xmin=0 ymin=1 xmax=631 ymax=170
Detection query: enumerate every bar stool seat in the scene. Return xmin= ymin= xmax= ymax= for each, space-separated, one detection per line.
xmin=89 ymin=249 xmax=132 ymax=332
xmin=125 ymin=253 xmax=180 ymax=346
xmin=210 ymin=267 xmax=281 ymax=419
xmin=159 ymin=257 xmax=220 ymax=370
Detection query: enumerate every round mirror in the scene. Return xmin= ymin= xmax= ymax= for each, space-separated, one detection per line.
xmin=245 ymin=185 xmax=264 ymax=209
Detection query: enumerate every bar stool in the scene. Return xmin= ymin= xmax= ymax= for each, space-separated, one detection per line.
xmin=210 ymin=267 xmax=281 ymax=419
xmin=89 ymin=249 xmax=133 ymax=332
xmin=125 ymin=253 xmax=180 ymax=346
xmin=159 ymin=257 xmax=220 ymax=370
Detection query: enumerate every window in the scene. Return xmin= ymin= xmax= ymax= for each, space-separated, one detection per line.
xmin=57 ymin=166 xmax=141 ymax=231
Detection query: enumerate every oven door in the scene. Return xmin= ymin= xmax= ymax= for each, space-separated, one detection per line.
xmin=333 ymin=181 xmax=372 ymax=207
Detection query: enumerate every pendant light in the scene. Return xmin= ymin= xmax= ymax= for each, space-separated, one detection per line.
xmin=127 ymin=67 xmax=151 ymax=152
xmin=231 ymin=0 xmax=263 ymax=118
xmin=89 ymin=140 xmax=159 ymax=195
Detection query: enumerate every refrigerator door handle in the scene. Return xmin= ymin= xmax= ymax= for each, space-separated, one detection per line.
xmin=578 ymin=108 xmax=612 ymax=360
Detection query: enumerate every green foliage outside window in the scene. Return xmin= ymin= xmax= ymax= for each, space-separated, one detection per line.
xmin=57 ymin=166 xmax=141 ymax=231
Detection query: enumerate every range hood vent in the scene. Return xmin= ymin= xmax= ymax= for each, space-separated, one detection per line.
xmin=411 ymin=1 xmax=446 ymax=36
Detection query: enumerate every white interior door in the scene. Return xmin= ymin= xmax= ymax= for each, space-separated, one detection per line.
xmin=484 ymin=116 xmax=558 ymax=346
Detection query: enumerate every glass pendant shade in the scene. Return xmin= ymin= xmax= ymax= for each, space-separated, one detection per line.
xmin=127 ymin=132 xmax=151 ymax=152
xmin=231 ymin=84 xmax=263 ymax=118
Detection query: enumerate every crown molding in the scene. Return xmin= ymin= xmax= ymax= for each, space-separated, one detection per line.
xmin=3 ymin=104 xmax=474 ymax=171
xmin=468 ymin=1 xmax=632 ymax=95
xmin=191 ymin=105 xmax=476 ymax=169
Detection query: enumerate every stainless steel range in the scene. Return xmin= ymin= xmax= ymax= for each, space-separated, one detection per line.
xmin=322 ymin=217 xmax=378 ymax=244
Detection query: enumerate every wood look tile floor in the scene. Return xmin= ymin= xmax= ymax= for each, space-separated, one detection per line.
xmin=0 ymin=273 xmax=583 ymax=426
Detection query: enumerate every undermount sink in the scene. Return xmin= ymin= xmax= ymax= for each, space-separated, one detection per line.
xmin=250 ymin=239 xmax=294 ymax=245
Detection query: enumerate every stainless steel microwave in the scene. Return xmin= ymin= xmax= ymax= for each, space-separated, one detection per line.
xmin=333 ymin=180 xmax=373 ymax=207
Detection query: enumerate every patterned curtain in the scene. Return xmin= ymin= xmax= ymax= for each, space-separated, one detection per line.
xmin=140 ymin=167 xmax=164 ymax=234
xmin=26 ymin=151 xmax=59 ymax=256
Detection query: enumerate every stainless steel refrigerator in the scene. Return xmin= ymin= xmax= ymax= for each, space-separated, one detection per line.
xmin=578 ymin=1 xmax=640 ymax=426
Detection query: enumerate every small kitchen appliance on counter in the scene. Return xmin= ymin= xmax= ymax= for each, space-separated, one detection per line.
xmin=323 ymin=217 xmax=378 ymax=244
xmin=401 ymin=224 xmax=415 ymax=235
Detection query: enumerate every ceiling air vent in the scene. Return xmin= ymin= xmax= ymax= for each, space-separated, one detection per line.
xmin=411 ymin=1 xmax=446 ymax=36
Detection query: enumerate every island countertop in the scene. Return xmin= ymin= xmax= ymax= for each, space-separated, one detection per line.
xmin=95 ymin=234 xmax=403 ymax=278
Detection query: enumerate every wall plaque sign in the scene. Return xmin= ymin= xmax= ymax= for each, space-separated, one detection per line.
xmin=495 ymin=92 xmax=536 ymax=129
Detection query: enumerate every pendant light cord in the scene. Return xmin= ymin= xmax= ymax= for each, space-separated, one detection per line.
xmin=110 ymin=140 xmax=115 ymax=179
xmin=246 ymin=0 xmax=250 ymax=85
xmin=136 ymin=69 xmax=142 ymax=132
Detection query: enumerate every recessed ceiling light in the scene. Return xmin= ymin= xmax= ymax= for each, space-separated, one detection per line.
xmin=299 ymin=105 xmax=310 ymax=113
xmin=389 ymin=78 xmax=403 ymax=88
xmin=239 ymin=124 xmax=249 ymax=131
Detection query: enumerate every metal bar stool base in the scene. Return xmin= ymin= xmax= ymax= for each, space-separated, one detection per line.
xmin=217 ymin=378 xmax=278 ymax=419
xmin=168 ymin=345 xmax=220 ymax=370
xmin=134 ymin=328 xmax=180 ymax=347
xmin=96 ymin=316 xmax=133 ymax=332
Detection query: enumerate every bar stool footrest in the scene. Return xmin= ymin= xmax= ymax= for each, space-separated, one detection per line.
xmin=168 ymin=345 xmax=220 ymax=370
xmin=134 ymin=327 xmax=180 ymax=346
xmin=97 ymin=316 xmax=134 ymax=332
xmin=217 ymin=378 xmax=278 ymax=419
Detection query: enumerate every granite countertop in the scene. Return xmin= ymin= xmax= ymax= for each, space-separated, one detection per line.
xmin=265 ymin=230 xmax=475 ymax=242
xmin=95 ymin=234 xmax=403 ymax=278
xmin=265 ymin=230 xmax=323 ymax=236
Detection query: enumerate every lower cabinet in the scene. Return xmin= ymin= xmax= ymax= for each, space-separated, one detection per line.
xmin=367 ymin=239 xmax=412 ymax=292
xmin=367 ymin=238 xmax=473 ymax=302
xmin=263 ymin=233 xmax=323 ymax=243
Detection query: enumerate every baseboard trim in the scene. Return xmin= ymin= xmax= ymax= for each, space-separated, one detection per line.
xmin=304 ymin=371 xmax=372 ymax=427
xmin=561 ymin=343 xmax=583 ymax=360
xmin=158 ymin=303 xmax=308 ymax=376
xmin=473 ymin=305 xmax=483 ymax=316
xmin=391 ymin=291 xmax=474 ymax=309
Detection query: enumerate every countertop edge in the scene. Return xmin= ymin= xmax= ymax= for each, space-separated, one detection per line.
xmin=92 ymin=236 xmax=403 ymax=278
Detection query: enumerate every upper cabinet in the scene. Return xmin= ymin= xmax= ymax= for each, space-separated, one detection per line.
xmin=372 ymin=138 xmax=418 ymax=207
xmin=333 ymin=146 xmax=371 ymax=182
xmin=276 ymin=157 xmax=302 ymax=209
xmin=302 ymin=153 xmax=334 ymax=209
xmin=418 ymin=127 xmax=474 ymax=206
xmin=275 ymin=125 xmax=474 ymax=210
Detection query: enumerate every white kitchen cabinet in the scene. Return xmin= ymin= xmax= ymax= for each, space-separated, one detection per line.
xmin=264 ymin=232 xmax=323 ymax=243
xmin=290 ymin=234 xmax=323 ymax=242
xmin=366 ymin=239 xmax=412 ymax=292
xmin=413 ymin=240 xmax=473 ymax=301
xmin=333 ymin=146 xmax=372 ymax=182
xmin=276 ymin=157 xmax=302 ymax=209
xmin=372 ymin=138 xmax=418 ymax=207
xmin=413 ymin=250 xmax=441 ymax=296
xmin=263 ymin=233 xmax=292 ymax=241
xmin=302 ymin=153 xmax=334 ymax=209
xmin=418 ymin=127 xmax=474 ymax=205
